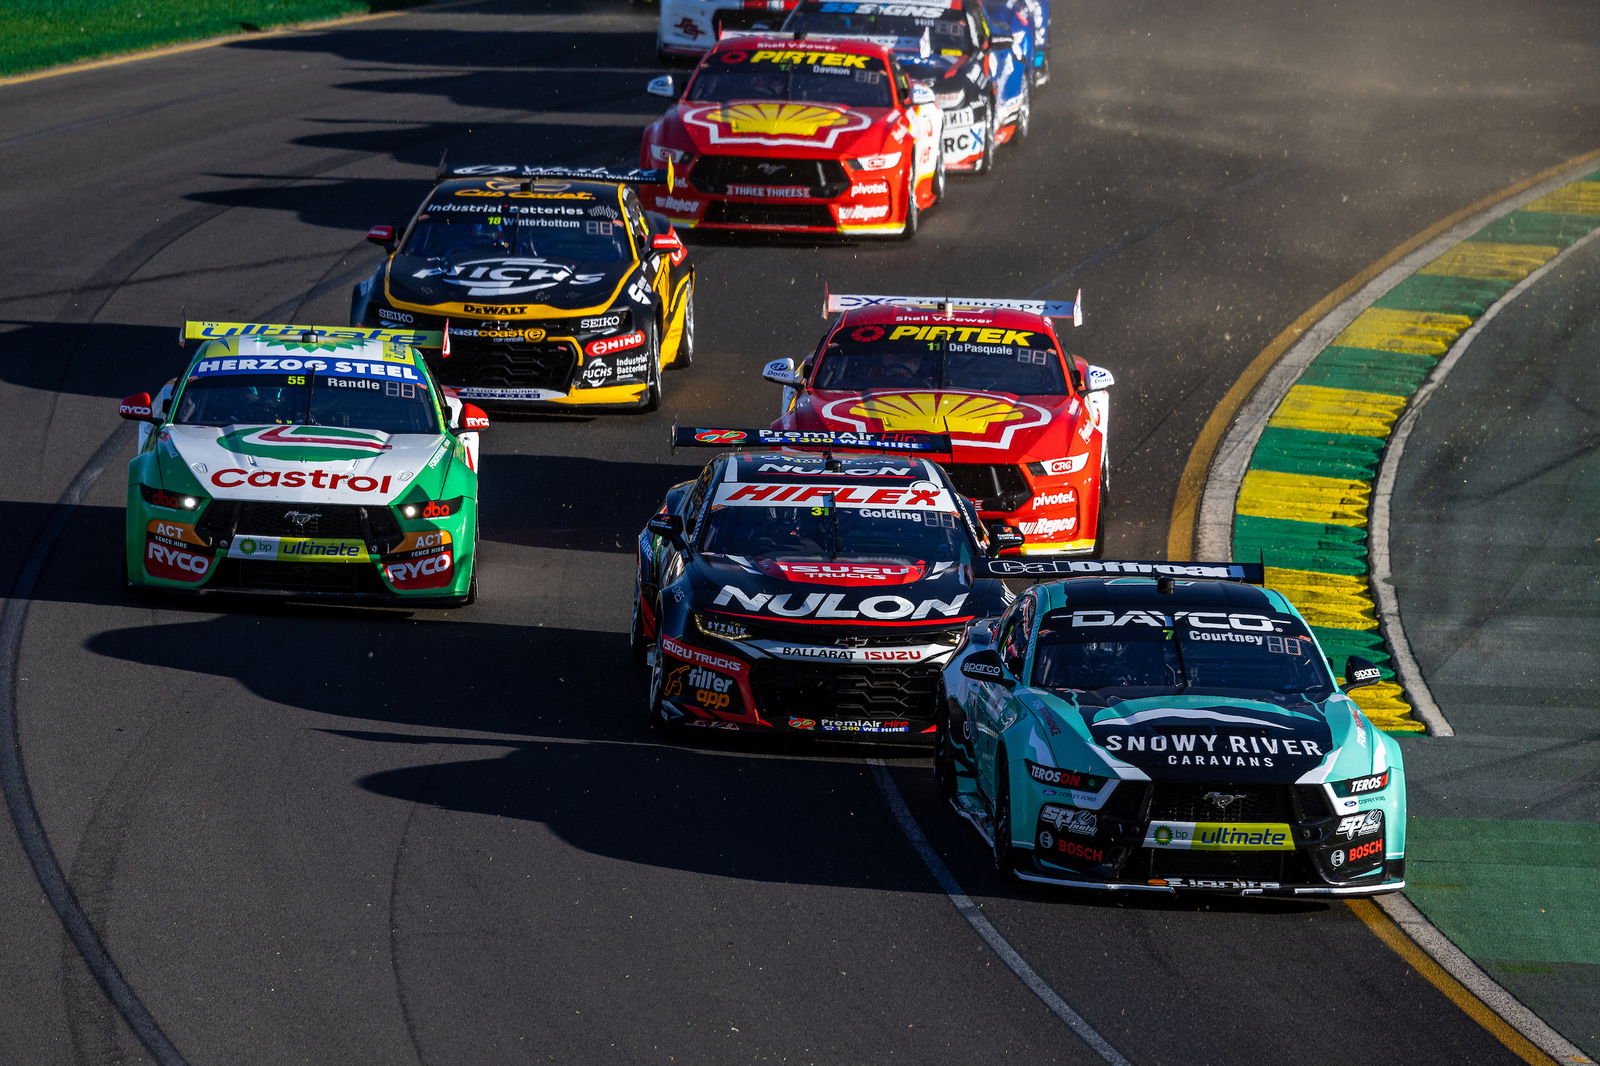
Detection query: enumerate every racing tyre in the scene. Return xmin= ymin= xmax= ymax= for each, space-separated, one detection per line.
xmin=933 ymin=698 xmax=959 ymax=805
xmin=647 ymin=644 xmax=678 ymax=736
xmin=640 ymin=321 xmax=664 ymax=412
xmin=1089 ymin=456 xmax=1110 ymax=558
xmin=896 ymin=171 xmax=920 ymax=240
xmin=1013 ymin=80 xmax=1032 ymax=142
xmin=992 ymin=753 xmax=1021 ymax=878
xmin=670 ymin=284 xmax=694 ymax=370
xmin=932 ymin=149 xmax=946 ymax=204
xmin=628 ymin=584 xmax=652 ymax=665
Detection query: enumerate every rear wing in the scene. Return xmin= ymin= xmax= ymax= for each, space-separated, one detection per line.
xmin=440 ymin=163 xmax=673 ymax=189
xmin=671 ymin=425 xmax=952 ymax=454
xmin=824 ymin=287 xmax=1083 ymax=325
xmin=182 ymin=321 xmax=444 ymax=349
xmin=979 ymin=558 xmax=1266 ymax=582
xmin=788 ymin=30 xmax=932 ymax=58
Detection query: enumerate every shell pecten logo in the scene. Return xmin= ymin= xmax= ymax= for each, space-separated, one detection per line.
xmin=822 ymin=390 xmax=1051 ymax=451
xmin=684 ymin=102 xmax=871 ymax=148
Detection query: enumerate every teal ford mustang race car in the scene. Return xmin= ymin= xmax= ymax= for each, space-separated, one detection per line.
xmin=938 ymin=559 xmax=1406 ymax=896
xmin=118 ymin=322 xmax=487 ymax=606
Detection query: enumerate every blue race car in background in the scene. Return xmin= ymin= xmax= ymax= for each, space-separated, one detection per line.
xmin=983 ymin=0 xmax=1047 ymax=88
xmin=937 ymin=559 xmax=1407 ymax=897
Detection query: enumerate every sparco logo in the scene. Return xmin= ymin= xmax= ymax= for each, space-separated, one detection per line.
xmin=713 ymin=586 xmax=967 ymax=621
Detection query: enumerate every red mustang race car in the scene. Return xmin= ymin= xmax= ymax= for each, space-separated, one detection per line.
xmin=639 ymin=35 xmax=945 ymax=238
xmin=764 ymin=291 xmax=1115 ymax=555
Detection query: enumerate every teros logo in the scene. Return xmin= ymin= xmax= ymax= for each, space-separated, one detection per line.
xmin=822 ymin=390 xmax=1050 ymax=450
xmin=683 ymin=102 xmax=871 ymax=148
xmin=218 ymin=424 xmax=394 ymax=462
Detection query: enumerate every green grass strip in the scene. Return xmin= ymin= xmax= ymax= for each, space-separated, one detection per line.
xmin=1310 ymin=624 xmax=1392 ymax=675
xmin=1297 ymin=345 xmax=1437 ymax=397
xmin=1405 ymin=818 xmax=1600 ymax=964
xmin=1234 ymin=513 xmax=1368 ymax=576
xmin=1372 ymin=274 xmax=1516 ymax=316
xmin=0 ymin=0 xmax=418 ymax=76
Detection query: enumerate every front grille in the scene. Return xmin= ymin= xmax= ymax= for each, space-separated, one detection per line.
xmin=197 ymin=501 xmax=400 ymax=547
xmin=426 ymin=341 xmax=577 ymax=392
xmin=751 ymin=660 xmax=941 ymax=721
xmin=1146 ymin=849 xmax=1292 ymax=883
xmin=1149 ymin=782 xmax=1294 ymax=823
xmin=691 ymin=156 xmax=849 ymax=198
xmin=703 ymin=201 xmax=839 ymax=228
xmin=944 ymin=463 xmax=1030 ymax=512
xmin=732 ymin=618 xmax=961 ymax=648
xmin=208 ymin=558 xmax=390 ymax=596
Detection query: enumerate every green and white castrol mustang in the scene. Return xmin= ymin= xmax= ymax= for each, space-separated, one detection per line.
xmin=938 ymin=559 xmax=1406 ymax=897
xmin=118 ymin=322 xmax=488 ymax=606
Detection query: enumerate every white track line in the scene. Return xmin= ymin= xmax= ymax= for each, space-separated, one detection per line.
xmin=870 ymin=760 xmax=1134 ymax=1066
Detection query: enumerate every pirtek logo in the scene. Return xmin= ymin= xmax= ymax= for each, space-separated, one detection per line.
xmin=713 ymin=586 xmax=967 ymax=621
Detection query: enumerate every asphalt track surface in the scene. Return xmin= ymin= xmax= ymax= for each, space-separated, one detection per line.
xmin=0 ymin=1 xmax=1596 ymax=1063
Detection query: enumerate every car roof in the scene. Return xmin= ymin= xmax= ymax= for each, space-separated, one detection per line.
xmin=720 ymin=450 xmax=950 ymax=485
xmin=425 ymin=176 xmax=630 ymax=202
xmin=707 ymin=34 xmax=896 ymax=61
xmin=192 ymin=334 xmax=424 ymax=368
xmin=1033 ymin=577 xmax=1295 ymax=618
xmin=831 ymin=302 xmax=1060 ymax=334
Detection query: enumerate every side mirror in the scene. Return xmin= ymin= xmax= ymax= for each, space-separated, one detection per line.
xmin=1085 ymin=364 xmax=1114 ymax=392
xmin=366 ymin=224 xmax=397 ymax=250
xmin=119 ymin=392 xmax=159 ymax=423
xmin=647 ymin=75 xmax=678 ymax=100
xmin=762 ymin=358 xmax=805 ymax=388
xmin=1344 ymin=656 xmax=1383 ymax=690
xmin=960 ymin=649 xmax=1015 ymax=688
xmin=650 ymin=230 xmax=686 ymax=264
xmin=985 ymin=522 xmax=1025 ymax=555
xmin=909 ymin=82 xmax=936 ymax=107
xmin=455 ymin=403 xmax=489 ymax=432
xmin=647 ymin=513 xmax=686 ymax=547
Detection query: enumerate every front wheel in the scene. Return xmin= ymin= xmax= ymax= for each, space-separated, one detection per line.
xmin=896 ymin=170 xmax=920 ymax=240
xmin=647 ymin=644 xmax=678 ymax=736
xmin=669 ymin=283 xmax=694 ymax=370
xmin=972 ymin=104 xmax=997 ymax=175
xmin=640 ymin=320 xmax=663 ymax=412
xmin=933 ymin=698 xmax=960 ymax=805
xmin=629 ymin=583 xmax=652 ymax=665
xmin=992 ymin=754 xmax=1021 ymax=878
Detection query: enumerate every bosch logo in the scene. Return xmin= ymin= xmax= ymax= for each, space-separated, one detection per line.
xmin=1054 ymin=839 xmax=1104 ymax=863
xmin=1346 ymin=839 xmax=1383 ymax=862
xmin=585 ymin=330 xmax=646 ymax=357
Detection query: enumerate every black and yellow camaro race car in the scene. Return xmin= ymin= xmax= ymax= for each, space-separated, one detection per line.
xmin=352 ymin=164 xmax=695 ymax=411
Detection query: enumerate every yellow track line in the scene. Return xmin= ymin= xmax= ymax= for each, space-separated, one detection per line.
xmin=0 ymin=8 xmax=406 ymax=87
xmin=1348 ymin=901 xmax=1557 ymax=1066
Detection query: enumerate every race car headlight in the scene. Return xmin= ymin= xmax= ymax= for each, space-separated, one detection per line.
xmin=1026 ymin=455 xmax=1089 ymax=477
xmin=397 ymin=497 xmax=462 ymax=520
xmin=694 ymin=613 xmax=750 ymax=641
xmin=650 ymin=144 xmax=693 ymax=165
xmin=141 ymin=484 xmax=204 ymax=511
xmin=1330 ymin=771 xmax=1391 ymax=798
xmin=848 ymin=153 xmax=903 ymax=172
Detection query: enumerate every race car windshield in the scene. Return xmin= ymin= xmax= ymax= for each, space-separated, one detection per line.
xmin=785 ymin=5 xmax=976 ymax=51
xmin=1031 ymin=612 xmax=1335 ymax=699
xmin=687 ymin=58 xmax=893 ymax=109
xmin=174 ymin=373 xmax=438 ymax=434
xmin=812 ymin=333 xmax=1068 ymax=394
xmin=698 ymin=503 xmax=972 ymax=562
xmin=401 ymin=207 xmax=631 ymax=263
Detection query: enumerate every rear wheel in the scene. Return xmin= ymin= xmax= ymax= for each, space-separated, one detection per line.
xmin=933 ymin=697 xmax=959 ymax=804
xmin=973 ymin=104 xmax=997 ymax=174
xmin=931 ymin=148 xmax=947 ymax=204
xmin=1012 ymin=79 xmax=1032 ymax=142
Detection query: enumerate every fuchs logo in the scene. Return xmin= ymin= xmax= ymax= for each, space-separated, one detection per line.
xmin=713 ymin=586 xmax=967 ymax=621
xmin=417 ymin=259 xmax=605 ymax=297
xmin=218 ymin=424 xmax=394 ymax=462
xmin=682 ymin=101 xmax=872 ymax=149
xmin=821 ymin=391 xmax=1051 ymax=451
xmin=582 ymin=359 xmax=612 ymax=386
